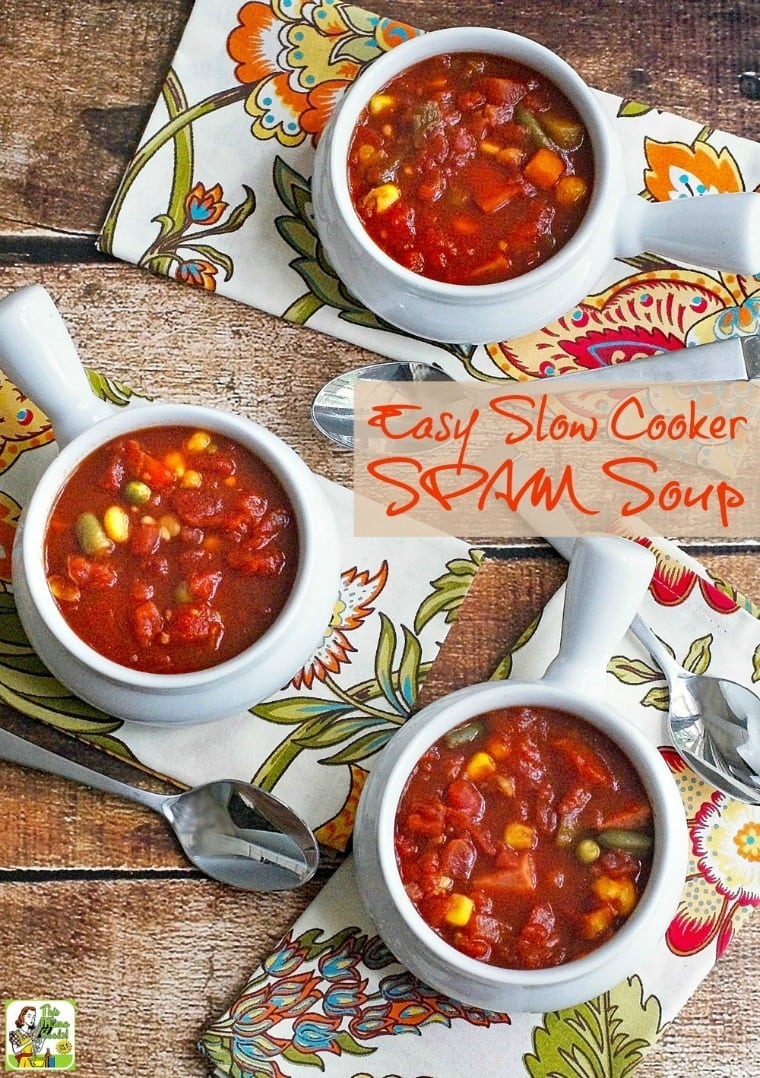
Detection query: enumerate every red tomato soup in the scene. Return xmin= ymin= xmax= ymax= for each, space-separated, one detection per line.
xmin=44 ymin=426 xmax=299 ymax=674
xmin=395 ymin=706 xmax=654 ymax=970
xmin=347 ymin=52 xmax=594 ymax=285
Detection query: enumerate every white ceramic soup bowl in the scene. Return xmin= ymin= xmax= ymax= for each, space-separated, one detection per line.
xmin=1 ymin=285 xmax=340 ymax=725
xmin=312 ymin=25 xmax=760 ymax=345
xmin=353 ymin=535 xmax=688 ymax=1012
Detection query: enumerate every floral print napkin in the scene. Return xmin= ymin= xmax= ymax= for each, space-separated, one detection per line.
xmin=88 ymin=0 xmax=760 ymax=1073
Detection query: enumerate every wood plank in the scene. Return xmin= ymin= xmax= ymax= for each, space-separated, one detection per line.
xmin=0 ymin=879 xmax=320 ymax=1076
xmin=0 ymin=0 xmax=193 ymax=234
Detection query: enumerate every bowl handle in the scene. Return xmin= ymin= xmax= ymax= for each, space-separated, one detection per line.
xmin=0 ymin=284 xmax=114 ymax=448
xmin=615 ymin=191 xmax=760 ymax=276
xmin=543 ymin=534 xmax=655 ymax=692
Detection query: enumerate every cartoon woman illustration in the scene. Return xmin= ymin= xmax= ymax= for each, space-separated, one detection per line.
xmin=8 ymin=1006 xmax=45 ymax=1067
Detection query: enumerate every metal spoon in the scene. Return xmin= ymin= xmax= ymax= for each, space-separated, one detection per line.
xmin=548 ymin=535 xmax=760 ymax=804
xmin=311 ymin=361 xmax=454 ymax=449
xmin=0 ymin=726 xmax=319 ymax=889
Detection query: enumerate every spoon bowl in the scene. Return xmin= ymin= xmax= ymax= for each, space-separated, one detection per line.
xmin=311 ymin=361 xmax=454 ymax=449
xmin=629 ymin=615 xmax=760 ymax=804
xmin=547 ymin=535 xmax=760 ymax=804
xmin=0 ymin=725 xmax=319 ymax=889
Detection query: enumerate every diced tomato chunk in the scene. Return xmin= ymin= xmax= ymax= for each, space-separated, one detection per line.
xmin=172 ymin=488 xmax=225 ymax=527
xmin=226 ymin=545 xmax=286 ymax=576
xmin=187 ymin=569 xmax=222 ymax=602
xmin=403 ymin=800 xmax=446 ymax=838
xmin=128 ymin=521 xmax=160 ymax=558
xmin=168 ymin=602 xmax=224 ymax=648
xmin=418 ymin=893 xmax=453 ymax=929
xmin=132 ymin=600 xmax=163 ymax=646
xmin=445 ymin=778 xmax=485 ymax=821
xmin=479 ymin=76 xmax=526 ymax=107
xmin=67 ymin=555 xmax=117 ymax=590
xmin=439 ymin=836 xmax=477 ymax=880
xmin=124 ymin=439 xmax=175 ymax=488
xmin=599 ymin=800 xmax=653 ymax=831
xmin=517 ymin=902 xmax=564 ymax=968
xmin=553 ymin=737 xmax=614 ymax=786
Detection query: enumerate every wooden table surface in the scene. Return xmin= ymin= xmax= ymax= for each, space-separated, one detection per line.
xmin=1 ymin=1 xmax=758 ymax=1074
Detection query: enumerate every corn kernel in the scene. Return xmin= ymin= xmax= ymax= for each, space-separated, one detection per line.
xmin=369 ymin=93 xmax=395 ymax=115
xmin=103 ymin=505 xmax=130 ymax=544
xmin=503 ymin=822 xmax=536 ymax=851
xmin=158 ymin=514 xmax=181 ymax=539
xmin=496 ymin=146 xmax=524 ymax=168
xmin=555 ymin=175 xmax=589 ymax=206
xmin=444 ymin=893 xmax=474 ymax=927
xmin=465 ymin=751 xmax=496 ymax=782
xmin=592 ymin=875 xmax=637 ymax=915
xmin=163 ymin=450 xmax=186 ymax=478
xmin=478 ymin=139 xmax=501 ymax=156
xmin=181 ymin=469 xmax=202 ymax=489
xmin=358 ymin=144 xmax=376 ymax=164
xmin=186 ymin=430 xmax=212 ymax=453
xmin=363 ymin=183 xmax=400 ymax=214
xmin=174 ymin=581 xmax=192 ymax=604
xmin=494 ymin=775 xmax=515 ymax=797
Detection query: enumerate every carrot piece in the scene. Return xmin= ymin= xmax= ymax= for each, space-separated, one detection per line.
xmin=524 ymin=147 xmax=565 ymax=189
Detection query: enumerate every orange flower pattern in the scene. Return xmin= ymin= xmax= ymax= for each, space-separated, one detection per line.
xmin=185 ymin=181 xmax=228 ymax=225
xmin=227 ymin=1 xmax=420 ymax=146
xmin=292 ymin=561 xmax=389 ymax=688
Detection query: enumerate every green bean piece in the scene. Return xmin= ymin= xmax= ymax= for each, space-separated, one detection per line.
xmin=538 ymin=112 xmax=585 ymax=150
xmin=123 ymin=479 xmax=152 ymax=506
xmin=514 ymin=104 xmax=553 ymax=150
xmin=74 ymin=512 xmax=114 ymax=557
xmin=576 ymin=838 xmax=601 ymax=864
xmin=444 ymin=720 xmax=485 ymax=748
xmin=597 ymin=829 xmax=653 ymax=854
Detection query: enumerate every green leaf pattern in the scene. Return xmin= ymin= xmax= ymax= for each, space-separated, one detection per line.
xmin=250 ymin=550 xmax=482 ymax=792
xmin=524 ymin=976 xmax=663 ymax=1077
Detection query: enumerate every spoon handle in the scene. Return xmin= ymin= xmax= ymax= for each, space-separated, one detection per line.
xmin=545 ymin=535 xmax=684 ymax=679
xmin=543 ymin=534 xmax=655 ymax=690
xmin=0 ymin=725 xmax=167 ymax=813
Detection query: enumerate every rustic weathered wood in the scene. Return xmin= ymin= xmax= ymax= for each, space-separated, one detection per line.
xmin=1 ymin=0 xmax=759 ymax=1075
